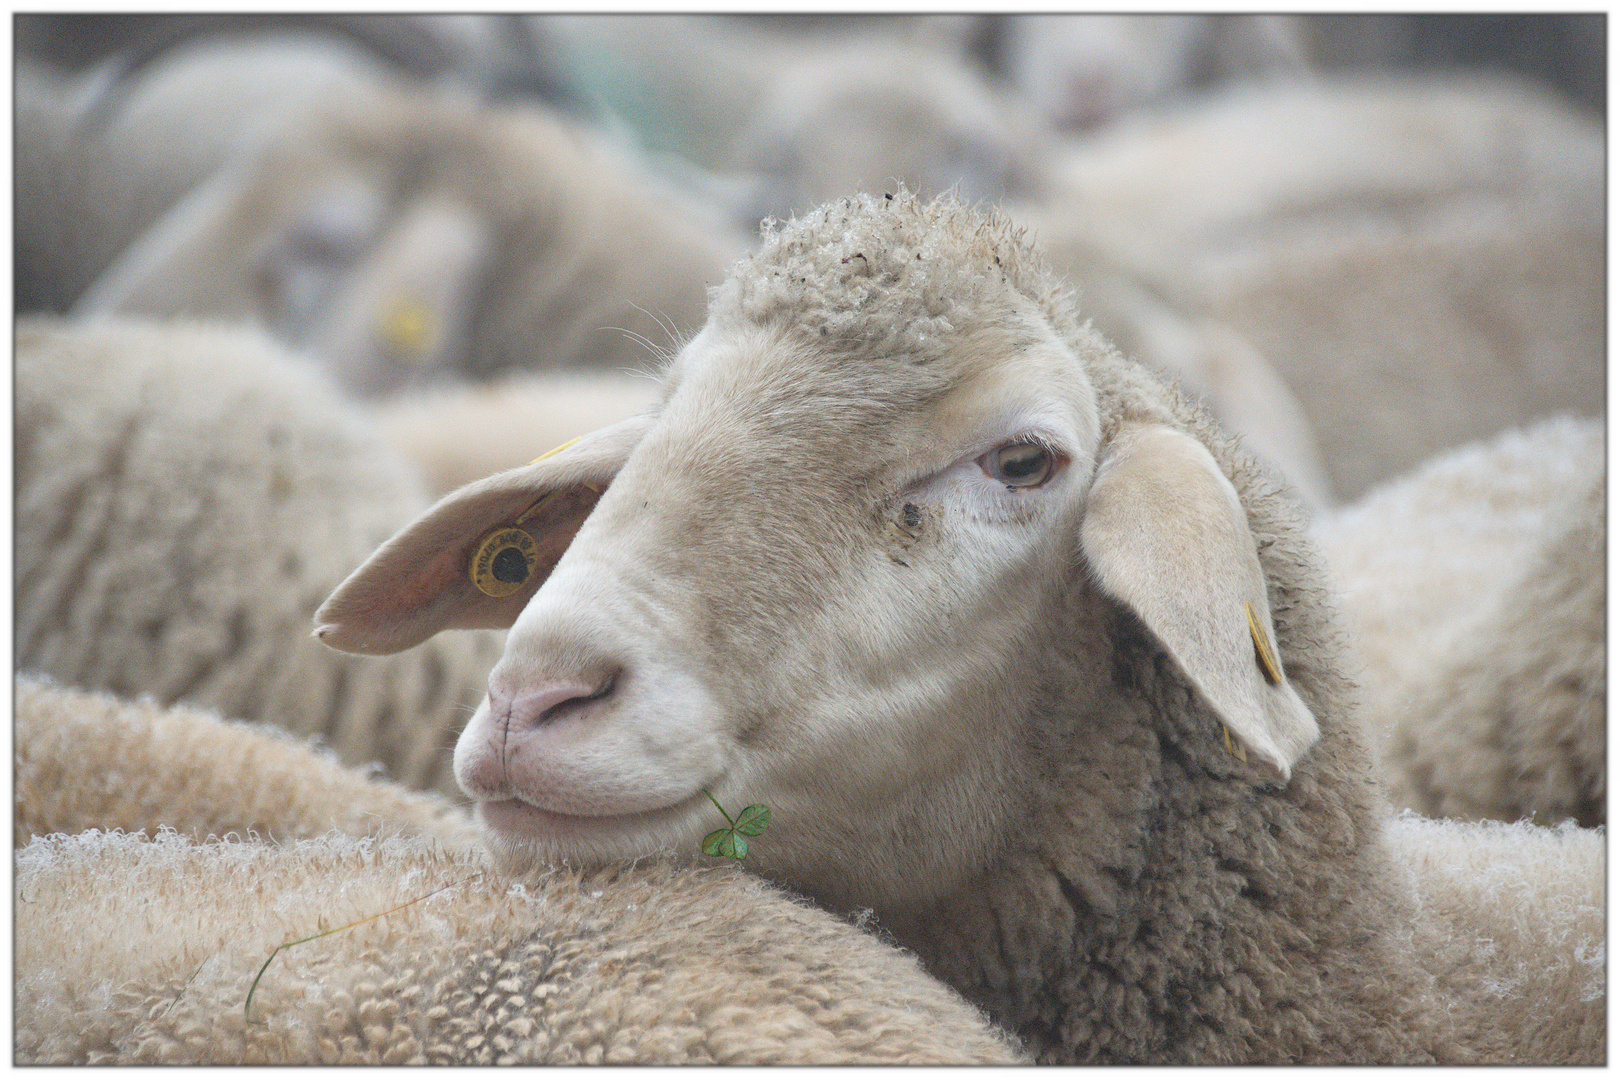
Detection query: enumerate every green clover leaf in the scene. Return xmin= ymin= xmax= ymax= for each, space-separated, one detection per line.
xmin=734 ymin=804 xmax=771 ymax=836
xmin=700 ymin=789 xmax=769 ymax=861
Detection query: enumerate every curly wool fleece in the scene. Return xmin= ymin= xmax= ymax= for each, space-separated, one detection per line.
xmin=15 ymin=831 xmax=1027 ymax=1066
xmin=716 ymin=190 xmax=1091 ymax=363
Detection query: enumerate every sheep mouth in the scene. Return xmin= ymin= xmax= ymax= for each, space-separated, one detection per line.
xmin=476 ymin=788 xmax=713 ymax=845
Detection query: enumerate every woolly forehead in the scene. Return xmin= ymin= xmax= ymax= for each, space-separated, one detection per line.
xmin=708 ymin=192 xmax=1076 ymax=364
xmin=659 ymin=194 xmax=1099 ymax=467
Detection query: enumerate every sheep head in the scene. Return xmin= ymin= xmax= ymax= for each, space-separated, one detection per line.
xmin=317 ymin=192 xmax=1317 ymax=912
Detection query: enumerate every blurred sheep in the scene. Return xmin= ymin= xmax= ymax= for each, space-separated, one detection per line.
xmin=16 ymin=34 xmax=403 ymax=313
xmin=61 ymin=48 xmax=742 ymax=397
xmin=979 ymin=14 xmax=1312 ymax=130
xmin=1028 ymin=72 xmax=1603 ymax=501
xmin=366 ymin=372 xmax=663 ymax=498
xmin=1312 ymin=416 xmax=1605 ymax=827
xmin=15 ymin=317 xmax=506 ymax=794
xmin=730 ymin=42 xmax=1050 ymax=225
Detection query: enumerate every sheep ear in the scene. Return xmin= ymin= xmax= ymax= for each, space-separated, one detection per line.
xmin=1079 ymin=423 xmax=1319 ymax=783
xmin=314 ymin=413 xmax=653 ymax=655
xmin=309 ymin=197 xmax=494 ymax=397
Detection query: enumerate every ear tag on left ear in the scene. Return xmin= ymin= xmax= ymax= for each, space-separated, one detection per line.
xmin=1245 ymin=601 xmax=1285 ymax=685
xmin=529 ymin=436 xmax=585 ymax=465
xmin=469 ymin=527 xmax=538 ymax=597
xmin=381 ymin=296 xmax=437 ymax=360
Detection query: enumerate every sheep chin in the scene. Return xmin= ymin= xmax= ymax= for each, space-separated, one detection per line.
xmin=476 ymin=795 xmax=709 ymax=871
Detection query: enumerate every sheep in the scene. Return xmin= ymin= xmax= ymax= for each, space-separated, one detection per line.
xmin=15 ymin=830 xmax=1028 ymax=1065
xmin=314 ymin=191 xmax=1603 ymax=1063
xmin=983 ymin=14 xmax=1312 ymax=131
xmin=1384 ymin=814 xmax=1605 ymax=1060
xmin=22 ymin=32 xmax=742 ymax=398
xmin=1027 ymin=72 xmax=1604 ymax=500
xmin=16 ymin=33 xmax=407 ymax=314
xmin=13 ymin=675 xmax=1023 ymax=1065
xmin=1310 ymin=416 xmax=1605 ymax=826
xmin=14 ymin=316 xmax=504 ymax=794
xmin=69 ymin=68 xmax=744 ymax=398
xmin=728 ymin=42 xmax=1052 ymax=226
xmin=14 ymin=674 xmax=480 ymax=849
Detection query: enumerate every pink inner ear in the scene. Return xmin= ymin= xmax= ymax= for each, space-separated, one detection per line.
xmin=315 ymin=480 xmax=607 ymax=655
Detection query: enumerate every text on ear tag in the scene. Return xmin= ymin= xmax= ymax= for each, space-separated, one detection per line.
xmin=1245 ymin=601 xmax=1285 ymax=685
xmin=469 ymin=527 xmax=539 ymax=597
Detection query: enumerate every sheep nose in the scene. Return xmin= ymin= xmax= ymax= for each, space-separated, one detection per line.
xmin=487 ymin=671 xmax=618 ymax=731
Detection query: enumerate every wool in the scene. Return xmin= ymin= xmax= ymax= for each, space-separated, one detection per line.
xmin=14 ymin=831 xmax=1027 ymax=1065
xmin=15 ymin=317 xmax=504 ymax=793
xmin=1387 ymin=815 xmax=1606 ymax=1064
xmin=14 ymin=673 xmax=1025 ymax=1065
xmin=1313 ymin=416 xmax=1605 ymax=825
xmin=14 ymin=674 xmax=479 ymax=849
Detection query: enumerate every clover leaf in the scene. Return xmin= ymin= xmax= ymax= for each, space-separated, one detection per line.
xmin=700 ymin=788 xmax=770 ymax=861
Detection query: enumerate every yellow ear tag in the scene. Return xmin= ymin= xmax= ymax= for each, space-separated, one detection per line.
xmin=1245 ymin=601 xmax=1285 ymax=685
xmin=1222 ymin=724 xmax=1249 ymax=763
xmin=469 ymin=527 xmax=539 ymax=597
xmin=381 ymin=297 xmax=437 ymax=360
xmin=529 ymin=435 xmax=585 ymax=465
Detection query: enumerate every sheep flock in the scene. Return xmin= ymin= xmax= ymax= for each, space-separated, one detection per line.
xmin=14 ymin=14 xmax=1605 ymax=1067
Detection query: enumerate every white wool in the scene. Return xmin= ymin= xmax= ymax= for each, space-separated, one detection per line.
xmin=16 ymin=318 xmax=503 ymax=793
xmin=1313 ymin=416 xmax=1604 ymax=824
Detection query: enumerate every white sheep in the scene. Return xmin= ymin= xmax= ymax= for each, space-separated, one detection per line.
xmin=15 ymin=831 xmax=1027 ymax=1065
xmin=1311 ymin=416 xmax=1605 ymax=826
xmin=13 ymin=676 xmax=1024 ymax=1066
xmin=1383 ymin=814 xmax=1605 ymax=1063
xmin=15 ymin=316 xmax=503 ymax=793
xmin=38 ymin=34 xmax=742 ymax=397
xmin=316 ymin=191 xmax=1602 ymax=1064
xmin=1028 ymin=72 xmax=1604 ymax=500
xmin=16 ymin=33 xmax=405 ymax=314
xmin=728 ymin=41 xmax=1052 ymax=225
xmin=987 ymin=14 xmax=1311 ymax=130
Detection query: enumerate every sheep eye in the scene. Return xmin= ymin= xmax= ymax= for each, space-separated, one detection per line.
xmin=979 ymin=441 xmax=1056 ymax=488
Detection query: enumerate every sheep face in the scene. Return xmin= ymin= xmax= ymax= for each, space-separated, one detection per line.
xmin=324 ymin=294 xmax=1102 ymax=910
xmin=489 ymin=309 xmax=1104 ymax=908
xmin=319 ymin=194 xmax=1318 ymax=914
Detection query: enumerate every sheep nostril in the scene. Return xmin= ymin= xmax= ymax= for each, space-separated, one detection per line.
xmin=489 ymin=671 xmax=620 ymax=731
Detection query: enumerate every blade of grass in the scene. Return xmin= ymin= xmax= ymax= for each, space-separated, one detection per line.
xmin=244 ymin=872 xmax=480 ymax=1023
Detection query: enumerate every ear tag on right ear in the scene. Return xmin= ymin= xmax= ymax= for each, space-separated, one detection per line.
xmin=1245 ymin=601 xmax=1285 ymax=685
xmin=470 ymin=527 xmax=539 ymax=597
